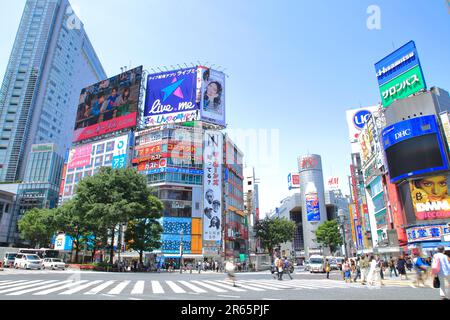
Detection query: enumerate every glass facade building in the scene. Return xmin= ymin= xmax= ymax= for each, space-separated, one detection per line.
xmin=0 ymin=0 xmax=106 ymax=182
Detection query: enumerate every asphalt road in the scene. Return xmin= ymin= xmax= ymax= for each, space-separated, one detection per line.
xmin=0 ymin=267 xmax=441 ymax=300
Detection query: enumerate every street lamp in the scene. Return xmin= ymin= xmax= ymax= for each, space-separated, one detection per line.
xmin=180 ymin=229 xmax=184 ymax=274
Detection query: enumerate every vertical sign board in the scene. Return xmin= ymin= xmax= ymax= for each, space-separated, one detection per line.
xmin=199 ymin=68 xmax=226 ymax=127
xmin=203 ymin=131 xmax=223 ymax=244
xmin=374 ymin=41 xmax=426 ymax=108
xmin=346 ymin=106 xmax=379 ymax=153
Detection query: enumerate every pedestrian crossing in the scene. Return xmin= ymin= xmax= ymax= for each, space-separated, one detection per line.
xmin=0 ymin=278 xmax=371 ymax=297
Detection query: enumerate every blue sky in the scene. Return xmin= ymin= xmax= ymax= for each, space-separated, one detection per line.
xmin=1 ymin=0 xmax=449 ymax=216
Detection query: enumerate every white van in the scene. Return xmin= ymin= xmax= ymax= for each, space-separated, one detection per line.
xmin=308 ymin=255 xmax=325 ymax=273
xmin=14 ymin=254 xmax=43 ymax=270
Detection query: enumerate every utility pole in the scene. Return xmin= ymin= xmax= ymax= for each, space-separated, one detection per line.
xmin=180 ymin=229 xmax=184 ymax=274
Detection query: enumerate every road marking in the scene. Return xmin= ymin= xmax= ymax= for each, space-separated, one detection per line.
xmin=0 ymin=280 xmax=56 ymax=294
xmin=59 ymin=280 xmax=103 ymax=295
xmin=239 ymin=281 xmax=282 ymax=290
xmin=191 ymin=280 xmax=227 ymax=293
xmin=131 ymin=281 xmax=145 ymax=294
xmin=0 ymin=280 xmax=29 ymax=287
xmin=166 ymin=281 xmax=186 ymax=293
xmin=256 ymin=280 xmax=318 ymax=290
xmin=178 ymin=281 xmax=207 ymax=293
xmin=203 ymin=280 xmax=246 ymax=292
xmin=151 ymin=281 xmax=164 ymax=294
xmin=33 ymin=280 xmax=88 ymax=295
xmin=7 ymin=280 xmax=73 ymax=296
xmin=108 ymin=280 xmax=131 ymax=295
xmin=262 ymin=298 xmax=281 ymax=300
xmin=217 ymin=294 xmax=240 ymax=298
xmin=217 ymin=280 xmax=265 ymax=291
xmin=128 ymin=297 xmax=143 ymax=300
xmin=85 ymin=281 xmax=116 ymax=295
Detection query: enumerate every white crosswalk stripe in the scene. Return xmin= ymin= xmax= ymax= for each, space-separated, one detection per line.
xmin=7 ymin=280 xmax=74 ymax=296
xmin=166 ymin=281 xmax=186 ymax=293
xmin=216 ymin=280 xmax=265 ymax=291
xmin=33 ymin=281 xmax=89 ymax=295
xmin=0 ymin=280 xmax=45 ymax=292
xmin=151 ymin=280 xmax=164 ymax=294
xmin=59 ymin=280 xmax=103 ymax=295
xmin=190 ymin=280 xmax=227 ymax=293
xmin=0 ymin=280 xmax=29 ymax=287
xmin=177 ymin=280 xmax=208 ymax=293
xmin=238 ymin=281 xmax=283 ymax=290
xmin=131 ymin=281 xmax=145 ymax=294
xmin=85 ymin=281 xmax=115 ymax=295
xmin=108 ymin=281 xmax=131 ymax=295
xmin=202 ymin=280 xmax=246 ymax=292
xmin=0 ymin=280 xmax=56 ymax=294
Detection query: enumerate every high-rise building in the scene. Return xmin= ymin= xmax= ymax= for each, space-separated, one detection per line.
xmin=0 ymin=0 xmax=106 ymax=182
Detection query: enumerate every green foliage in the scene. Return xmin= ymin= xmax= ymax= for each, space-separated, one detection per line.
xmin=254 ymin=217 xmax=296 ymax=259
xmin=18 ymin=208 xmax=58 ymax=248
xmin=315 ymin=219 xmax=343 ymax=253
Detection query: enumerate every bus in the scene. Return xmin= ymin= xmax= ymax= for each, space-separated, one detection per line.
xmin=18 ymin=248 xmax=59 ymax=259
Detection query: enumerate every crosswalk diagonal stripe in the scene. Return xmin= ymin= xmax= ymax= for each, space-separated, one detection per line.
xmin=255 ymin=280 xmax=318 ymax=290
xmin=177 ymin=281 xmax=207 ymax=293
xmin=59 ymin=281 xmax=103 ymax=295
xmin=247 ymin=280 xmax=299 ymax=289
xmin=0 ymin=280 xmax=56 ymax=294
xmin=6 ymin=280 xmax=73 ymax=296
xmin=84 ymin=281 xmax=116 ymax=295
xmin=131 ymin=281 xmax=145 ymax=295
xmin=166 ymin=281 xmax=186 ymax=293
xmin=0 ymin=280 xmax=29 ymax=287
xmin=151 ymin=281 xmax=164 ymax=294
xmin=202 ymin=280 xmax=246 ymax=292
xmin=191 ymin=280 xmax=227 ymax=293
xmin=237 ymin=281 xmax=282 ymax=290
xmin=0 ymin=280 xmax=45 ymax=292
xmin=107 ymin=281 xmax=131 ymax=295
xmin=216 ymin=280 xmax=265 ymax=291
xmin=33 ymin=281 xmax=88 ymax=295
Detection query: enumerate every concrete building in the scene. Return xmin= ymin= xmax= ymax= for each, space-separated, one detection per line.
xmin=0 ymin=184 xmax=19 ymax=246
xmin=0 ymin=0 xmax=106 ymax=182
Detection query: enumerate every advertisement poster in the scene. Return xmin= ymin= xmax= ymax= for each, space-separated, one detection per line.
xmin=326 ymin=176 xmax=340 ymax=191
xmin=203 ymin=130 xmax=223 ymax=242
xmin=410 ymin=176 xmax=450 ymax=220
xmin=200 ymin=68 xmax=226 ymax=127
xmin=73 ymin=66 xmax=142 ymax=142
xmin=144 ymin=68 xmax=199 ymax=127
xmin=288 ymin=173 xmax=300 ymax=190
xmin=306 ymin=194 xmax=320 ymax=222
xmin=406 ymin=224 xmax=450 ymax=244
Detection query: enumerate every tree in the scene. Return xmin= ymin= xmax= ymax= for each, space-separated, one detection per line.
xmin=254 ymin=217 xmax=296 ymax=262
xmin=124 ymin=194 xmax=164 ymax=264
xmin=315 ymin=219 xmax=343 ymax=255
xmin=18 ymin=208 xmax=58 ymax=248
xmin=74 ymin=167 xmax=160 ymax=264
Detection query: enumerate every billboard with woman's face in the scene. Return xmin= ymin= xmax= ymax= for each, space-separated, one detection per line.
xmin=73 ymin=66 xmax=143 ymax=142
xmin=199 ymin=68 xmax=226 ymax=127
xmin=410 ymin=175 xmax=450 ymax=220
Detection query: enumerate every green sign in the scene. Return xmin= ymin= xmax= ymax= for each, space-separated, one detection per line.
xmin=32 ymin=144 xmax=54 ymax=152
xmin=239 ymin=254 xmax=246 ymax=262
xmin=379 ymin=65 xmax=425 ymax=107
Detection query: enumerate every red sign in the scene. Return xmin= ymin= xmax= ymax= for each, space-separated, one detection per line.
xmin=67 ymin=144 xmax=92 ymax=169
xmin=300 ymin=156 xmax=318 ymax=170
xmin=72 ymin=112 xmax=137 ymax=143
xmin=292 ymin=174 xmax=300 ymax=186
xmin=386 ymin=175 xmax=407 ymax=246
xmin=137 ymin=158 xmax=167 ymax=171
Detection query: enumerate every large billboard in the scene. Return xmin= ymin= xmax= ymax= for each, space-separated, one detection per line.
xmin=410 ymin=176 xmax=450 ymax=221
xmin=203 ymin=130 xmax=223 ymax=242
xmin=199 ymin=67 xmax=226 ymax=127
xmin=63 ymin=134 xmax=130 ymax=199
xmin=374 ymin=41 xmax=426 ymax=107
xmin=73 ymin=66 xmax=142 ymax=142
xmin=144 ymin=68 xmax=199 ymax=127
xmin=346 ymin=106 xmax=379 ymax=153
xmin=288 ymin=173 xmax=300 ymax=190
xmin=382 ymin=115 xmax=448 ymax=183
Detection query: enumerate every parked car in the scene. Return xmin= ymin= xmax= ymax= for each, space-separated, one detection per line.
xmin=3 ymin=252 xmax=18 ymax=267
xmin=42 ymin=258 xmax=66 ymax=270
xmin=309 ymin=255 xmax=325 ymax=273
xmin=14 ymin=254 xmax=43 ymax=270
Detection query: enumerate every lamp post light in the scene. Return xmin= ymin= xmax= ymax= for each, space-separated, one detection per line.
xmin=180 ymin=229 xmax=184 ymax=274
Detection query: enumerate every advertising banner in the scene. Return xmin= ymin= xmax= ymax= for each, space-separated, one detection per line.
xmin=410 ymin=176 xmax=450 ymax=221
xmin=326 ymin=176 xmax=340 ymax=191
xmin=288 ymin=173 xmax=300 ymax=190
xmin=385 ymin=176 xmax=407 ymax=246
xmin=144 ymin=68 xmax=199 ymax=127
xmin=305 ymin=193 xmax=320 ymax=222
xmin=406 ymin=224 xmax=450 ymax=244
xmin=379 ymin=65 xmax=426 ymax=108
xmin=68 ymin=144 xmax=92 ymax=170
xmin=73 ymin=66 xmax=142 ymax=142
xmin=199 ymin=68 xmax=226 ymax=127
xmin=203 ymin=130 xmax=223 ymax=242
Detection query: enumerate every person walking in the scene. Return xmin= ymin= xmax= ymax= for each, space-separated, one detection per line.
xmin=360 ymin=255 xmax=369 ymax=285
xmin=369 ymin=255 xmax=384 ymax=287
xmin=225 ymin=259 xmax=237 ymax=287
xmin=353 ymin=257 xmax=361 ymax=283
xmin=397 ymin=255 xmax=408 ymax=280
xmin=324 ymin=258 xmax=331 ymax=279
xmin=379 ymin=258 xmax=385 ymax=280
xmin=343 ymin=258 xmax=351 ymax=283
xmin=284 ymin=258 xmax=294 ymax=280
xmin=413 ymin=252 xmax=430 ymax=287
xmin=350 ymin=259 xmax=357 ymax=283
xmin=431 ymin=245 xmax=450 ymax=300
xmin=388 ymin=256 xmax=398 ymax=278
xmin=276 ymin=256 xmax=284 ymax=281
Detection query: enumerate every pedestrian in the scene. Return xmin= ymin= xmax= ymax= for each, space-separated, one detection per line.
xmin=350 ymin=259 xmax=357 ymax=283
xmin=324 ymin=258 xmax=331 ymax=279
xmin=406 ymin=256 xmax=413 ymax=272
xmin=388 ymin=256 xmax=398 ymax=278
xmin=413 ymin=252 xmax=430 ymax=287
xmin=197 ymin=261 xmax=202 ymax=273
xmin=225 ymin=259 xmax=237 ymax=287
xmin=284 ymin=258 xmax=293 ymax=280
xmin=353 ymin=257 xmax=361 ymax=283
xmin=276 ymin=256 xmax=284 ymax=281
xmin=431 ymin=245 xmax=450 ymax=300
xmin=368 ymin=255 xmax=384 ymax=286
xmin=360 ymin=255 xmax=369 ymax=285
xmin=343 ymin=258 xmax=351 ymax=283
xmin=397 ymin=255 xmax=408 ymax=280
xmin=379 ymin=258 xmax=385 ymax=280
